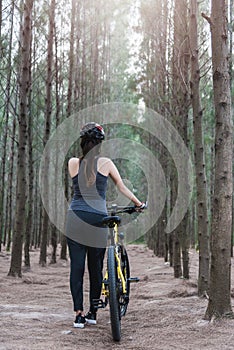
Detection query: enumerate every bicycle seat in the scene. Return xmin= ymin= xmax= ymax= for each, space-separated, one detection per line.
xmin=102 ymin=216 xmax=121 ymax=228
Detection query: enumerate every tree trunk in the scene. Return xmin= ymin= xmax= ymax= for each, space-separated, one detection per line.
xmin=24 ymin=77 xmax=33 ymax=269
xmin=171 ymin=0 xmax=190 ymax=279
xmin=189 ymin=0 xmax=209 ymax=296
xmin=6 ymin=118 xmax=17 ymax=252
xmin=171 ymin=175 xmax=182 ymax=277
xmin=59 ymin=0 xmax=78 ymax=262
xmin=8 ymin=0 xmax=33 ymax=277
xmin=39 ymin=0 xmax=55 ymax=266
xmin=50 ymin=22 xmax=61 ymax=265
xmin=67 ymin=0 xmax=76 ymax=117
xmin=204 ymin=0 xmax=233 ymax=320
xmin=73 ymin=0 xmax=81 ymax=110
xmin=81 ymin=3 xmax=87 ymax=109
xmin=0 ymin=0 xmax=15 ymax=251
xmin=229 ymin=0 xmax=233 ymax=258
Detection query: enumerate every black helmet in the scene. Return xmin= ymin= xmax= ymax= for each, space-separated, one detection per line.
xmin=80 ymin=122 xmax=105 ymax=140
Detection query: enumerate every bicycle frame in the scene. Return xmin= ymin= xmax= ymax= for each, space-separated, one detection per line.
xmin=102 ymin=222 xmax=127 ymax=298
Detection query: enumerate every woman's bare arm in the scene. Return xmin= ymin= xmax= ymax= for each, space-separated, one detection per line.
xmin=108 ymin=160 xmax=142 ymax=207
xmin=68 ymin=157 xmax=79 ymax=178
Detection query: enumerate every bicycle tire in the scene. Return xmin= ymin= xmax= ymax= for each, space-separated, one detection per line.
xmin=108 ymin=246 xmax=121 ymax=341
xmin=119 ymin=246 xmax=130 ymax=317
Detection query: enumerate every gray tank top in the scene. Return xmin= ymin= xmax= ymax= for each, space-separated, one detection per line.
xmin=69 ymin=157 xmax=108 ymax=214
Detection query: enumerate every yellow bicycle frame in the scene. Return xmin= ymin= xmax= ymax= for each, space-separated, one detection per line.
xmin=102 ymin=223 xmax=127 ymax=296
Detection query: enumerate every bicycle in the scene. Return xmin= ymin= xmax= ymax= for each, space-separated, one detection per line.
xmin=92 ymin=204 xmax=144 ymax=341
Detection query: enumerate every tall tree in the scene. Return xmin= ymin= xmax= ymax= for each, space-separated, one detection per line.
xmin=229 ymin=0 xmax=234 ymax=257
xmin=39 ymin=0 xmax=56 ymax=266
xmin=24 ymin=63 xmax=33 ymax=268
xmin=5 ymin=118 xmax=16 ymax=252
xmin=60 ymin=0 xmax=78 ymax=262
xmin=171 ymin=0 xmax=190 ymax=279
xmin=229 ymin=0 xmax=233 ymax=92
xmin=189 ymin=0 xmax=209 ymax=296
xmin=0 ymin=0 xmax=15 ymax=252
xmin=204 ymin=0 xmax=233 ymax=319
xmin=50 ymin=20 xmax=61 ymax=264
xmin=138 ymin=0 xmax=169 ymax=258
xmin=8 ymin=0 xmax=33 ymax=277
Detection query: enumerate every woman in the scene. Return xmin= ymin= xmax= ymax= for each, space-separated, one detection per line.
xmin=66 ymin=122 xmax=145 ymax=328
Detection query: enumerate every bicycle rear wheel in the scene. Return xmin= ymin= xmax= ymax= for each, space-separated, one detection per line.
xmin=107 ymin=246 xmax=121 ymax=341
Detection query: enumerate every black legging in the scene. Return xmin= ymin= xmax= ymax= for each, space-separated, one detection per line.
xmin=67 ymin=236 xmax=106 ymax=313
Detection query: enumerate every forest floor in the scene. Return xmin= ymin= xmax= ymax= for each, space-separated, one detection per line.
xmin=0 ymin=244 xmax=234 ymax=350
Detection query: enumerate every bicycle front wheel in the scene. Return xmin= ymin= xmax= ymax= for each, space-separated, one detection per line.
xmin=119 ymin=246 xmax=130 ymax=317
xmin=107 ymin=246 xmax=121 ymax=341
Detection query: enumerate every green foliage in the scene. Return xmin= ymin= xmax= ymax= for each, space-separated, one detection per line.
xmin=0 ymin=0 xmax=233 ymax=253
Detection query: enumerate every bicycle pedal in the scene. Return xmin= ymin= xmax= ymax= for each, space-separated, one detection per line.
xmin=128 ymin=277 xmax=140 ymax=283
xmin=92 ymin=298 xmax=107 ymax=309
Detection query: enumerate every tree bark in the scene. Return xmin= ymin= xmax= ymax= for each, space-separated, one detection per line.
xmin=171 ymin=0 xmax=190 ymax=279
xmin=39 ymin=0 xmax=55 ymax=266
xmin=50 ymin=22 xmax=61 ymax=264
xmin=6 ymin=118 xmax=17 ymax=252
xmin=60 ymin=0 xmax=78 ymax=262
xmin=8 ymin=0 xmax=33 ymax=277
xmin=189 ymin=0 xmax=209 ymax=296
xmin=229 ymin=0 xmax=233 ymax=258
xmin=24 ymin=75 xmax=33 ymax=268
xmin=0 ymin=0 xmax=15 ymax=251
xmin=204 ymin=0 xmax=233 ymax=320
xmin=67 ymin=0 xmax=76 ymax=117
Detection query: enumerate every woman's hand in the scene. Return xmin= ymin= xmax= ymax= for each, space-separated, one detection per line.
xmin=135 ymin=202 xmax=146 ymax=212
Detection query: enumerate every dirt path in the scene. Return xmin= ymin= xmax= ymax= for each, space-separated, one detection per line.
xmin=1 ymin=245 xmax=234 ymax=350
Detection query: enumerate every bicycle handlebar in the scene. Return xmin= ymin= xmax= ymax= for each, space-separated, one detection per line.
xmin=107 ymin=202 xmax=147 ymax=215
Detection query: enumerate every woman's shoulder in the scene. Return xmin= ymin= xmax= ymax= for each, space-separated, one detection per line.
xmin=98 ymin=157 xmax=113 ymax=166
xmin=98 ymin=156 xmax=111 ymax=162
xmin=97 ymin=157 xmax=113 ymax=176
xmin=68 ymin=157 xmax=79 ymax=177
xmin=68 ymin=157 xmax=79 ymax=164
